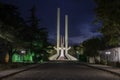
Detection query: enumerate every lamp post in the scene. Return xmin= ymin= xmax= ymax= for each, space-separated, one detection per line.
xmin=20 ymin=50 xmax=26 ymax=62
xmin=105 ymin=51 xmax=111 ymax=65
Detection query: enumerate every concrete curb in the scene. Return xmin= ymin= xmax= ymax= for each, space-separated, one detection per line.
xmin=81 ymin=63 xmax=120 ymax=77
xmin=0 ymin=64 xmax=39 ymax=79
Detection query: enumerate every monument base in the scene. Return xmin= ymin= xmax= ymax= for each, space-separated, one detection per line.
xmin=49 ymin=52 xmax=78 ymax=61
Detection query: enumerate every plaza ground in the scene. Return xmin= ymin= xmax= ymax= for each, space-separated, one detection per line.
xmin=1 ymin=62 xmax=120 ymax=80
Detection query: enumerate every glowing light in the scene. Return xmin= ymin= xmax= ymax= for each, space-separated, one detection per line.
xmin=21 ymin=50 xmax=26 ymax=54
xmin=105 ymin=52 xmax=111 ymax=55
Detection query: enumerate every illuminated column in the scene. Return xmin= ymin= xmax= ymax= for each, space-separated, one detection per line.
xmin=49 ymin=8 xmax=78 ymax=60
xmin=65 ymin=15 xmax=68 ymax=54
xmin=61 ymin=35 xmax=62 ymax=47
xmin=57 ymin=8 xmax=60 ymax=55
xmin=63 ymin=36 xmax=65 ymax=47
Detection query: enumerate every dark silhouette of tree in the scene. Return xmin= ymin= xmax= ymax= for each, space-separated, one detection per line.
xmin=94 ymin=0 xmax=120 ymax=46
xmin=0 ymin=2 xmax=49 ymax=63
xmin=0 ymin=2 xmax=26 ymax=38
xmin=0 ymin=2 xmax=27 ymax=62
xmin=27 ymin=5 xmax=49 ymax=62
xmin=82 ymin=37 xmax=102 ymax=62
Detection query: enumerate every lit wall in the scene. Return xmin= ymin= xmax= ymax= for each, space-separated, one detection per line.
xmin=99 ymin=47 xmax=120 ymax=62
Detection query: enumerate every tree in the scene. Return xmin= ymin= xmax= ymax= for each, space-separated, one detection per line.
xmin=73 ymin=44 xmax=84 ymax=55
xmin=73 ymin=44 xmax=86 ymax=62
xmin=68 ymin=46 xmax=76 ymax=56
xmin=82 ymin=37 xmax=102 ymax=61
xmin=0 ymin=2 xmax=49 ymax=63
xmin=27 ymin=6 xmax=49 ymax=62
xmin=0 ymin=2 xmax=27 ymax=62
xmin=94 ymin=0 xmax=120 ymax=46
xmin=0 ymin=2 xmax=26 ymax=39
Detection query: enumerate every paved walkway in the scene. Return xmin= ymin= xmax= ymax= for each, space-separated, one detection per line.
xmin=0 ymin=62 xmax=119 ymax=79
xmin=0 ymin=64 xmax=39 ymax=79
xmin=2 ymin=63 xmax=120 ymax=80
xmin=82 ymin=62 xmax=120 ymax=76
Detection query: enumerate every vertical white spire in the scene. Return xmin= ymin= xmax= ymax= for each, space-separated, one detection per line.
xmin=57 ymin=8 xmax=60 ymax=48
xmin=49 ymin=8 xmax=77 ymax=60
xmin=63 ymin=36 xmax=65 ymax=47
xmin=65 ymin=15 xmax=68 ymax=49
xmin=61 ymin=35 xmax=62 ymax=47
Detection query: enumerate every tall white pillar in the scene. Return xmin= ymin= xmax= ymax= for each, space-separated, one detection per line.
xmin=63 ymin=36 xmax=65 ymax=47
xmin=61 ymin=35 xmax=62 ymax=47
xmin=57 ymin=8 xmax=60 ymax=54
xmin=65 ymin=15 xmax=68 ymax=54
xmin=49 ymin=8 xmax=77 ymax=60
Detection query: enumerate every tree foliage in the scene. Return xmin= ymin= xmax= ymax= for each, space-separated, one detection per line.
xmin=27 ymin=6 xmax=48 ymax=51
xmin=0 ymin=2 xmax=26 ymax=42
xmin=82 ymin=37 xmax=102 ymax=57
xmin=94 ymin=0 xmax=120 ymax=46
xmin=0 ymin=2 xmax=49 ymax=62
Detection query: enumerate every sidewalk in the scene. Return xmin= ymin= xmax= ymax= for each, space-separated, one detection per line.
xmin=0 ymin=64 xmax=39 ymax=79
xmin=82 ymin=63 xmax=120 ymax=76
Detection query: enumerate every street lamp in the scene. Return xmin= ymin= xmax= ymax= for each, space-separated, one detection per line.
xmin=105 ymin=51 xmax=111 ymax=65
xmin=20 ymin=50 xmax=26 ymax=62
xmin=21 ymin=50 xmax=26 ymax=54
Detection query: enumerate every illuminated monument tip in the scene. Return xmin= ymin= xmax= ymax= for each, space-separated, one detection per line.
xmin=49 ymin=8 xmax=77 ymax=61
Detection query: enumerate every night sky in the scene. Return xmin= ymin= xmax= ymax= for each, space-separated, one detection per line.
xmin=0 ymin=0 xmax=101 ymax=45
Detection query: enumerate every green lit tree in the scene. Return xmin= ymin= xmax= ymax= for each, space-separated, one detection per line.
xmin=27 ymin=6 xmax=49 ymax=62
xmin=0 ymin=2 xmax=49 ymax=63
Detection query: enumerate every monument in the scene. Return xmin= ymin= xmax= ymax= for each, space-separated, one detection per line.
xmin=49 ymin=8 xmax=77 ymax=60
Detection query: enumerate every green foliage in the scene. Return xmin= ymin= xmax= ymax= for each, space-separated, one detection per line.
xmin=79 ymin=55 xmax=87 ymax=62
xmin=82 ymin=37 xmax=102 ymax=57
xmin=27 ymin=6 xmax=49 ymax=62
xmin=0 ymin=2 xmax=26 ymax=42
xmin=94 ymin=0 xmax=120 ymax=46
xmin=73 ymin=44 xmax=84 ymax=55
xmin=0 ymin=3 xmax=49 ymax=63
